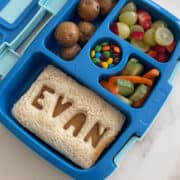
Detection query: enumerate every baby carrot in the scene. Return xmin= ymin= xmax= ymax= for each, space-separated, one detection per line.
xmin=109 ymin=76 xmax=153 ymax=87
xmin=100 ymin=80 xmax=119 ymax=94
xmin=143 ymin=69 xmax=160 ymax=79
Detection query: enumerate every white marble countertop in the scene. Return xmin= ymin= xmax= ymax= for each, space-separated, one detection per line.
xmin=0 ymin=0 xmax=180 ymax=180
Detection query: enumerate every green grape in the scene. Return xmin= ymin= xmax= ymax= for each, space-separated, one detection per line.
xmin=119 ymin=11 xmax=138 ymax=26
xmin=155 ymin=27 xmax=174 ymax=46
xmin=131 ymin=38 xmax=150 ymax=52
xmin=121 ymin=2 xmax=137 ymax=13
xmin=144 ymin=28 xmax=156 ymax=46
xmin=130 ymin=25 xmax=144 ymax=33
xmin=152 ymin=20 xmax=167 ymax=30
xmin=117 ymin=22 xmax=130 ymax=39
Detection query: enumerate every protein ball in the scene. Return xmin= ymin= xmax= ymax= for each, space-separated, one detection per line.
xmin=78 ymin=21 xmax=96 ymax=44
xmin=59 ymin=44 xmax=81 ymax=60
xmin=78 ymin=0 xmax=100 ymax=21
xmin=98 ymin=0 xmax=117 ymax=16
xmin=54 ymin=22 xmax=80 ymax=47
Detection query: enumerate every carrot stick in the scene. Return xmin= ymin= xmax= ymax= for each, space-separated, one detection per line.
xmin=133 ymin=84 xmax=153 ymax=108
xmin=143 ymin=69 xmax=160 ymax=80
xmin=109 ymin=76 xmax=153 ymax=87
xmin=133 ymin=97 xmax=146 ymax=108
xmin=100 ymin=80 xmax=119 ymax=94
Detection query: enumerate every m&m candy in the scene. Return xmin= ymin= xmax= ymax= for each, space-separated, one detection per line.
xmin=91 ymin=42 xmax=122 ymax=69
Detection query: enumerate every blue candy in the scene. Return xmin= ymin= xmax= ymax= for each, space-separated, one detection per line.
xmin=95 ymin=52 xmax=102 ymax=58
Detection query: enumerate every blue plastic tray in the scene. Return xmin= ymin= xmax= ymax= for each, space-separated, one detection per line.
xmin=0 ymin=0 xmax=180 ymax=179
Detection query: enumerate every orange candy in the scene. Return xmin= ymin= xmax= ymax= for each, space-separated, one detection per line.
xmin=113 ymin=46 xmax=121 ymax=54
xmin=102 ymin=45 xmax=111 ymax=51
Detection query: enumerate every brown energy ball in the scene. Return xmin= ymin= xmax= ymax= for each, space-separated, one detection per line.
xmin=59 ymin=44 xmax=81 ymax=60
xmin=78 ymin=0 xmax=100 ymax=21
xmin=98 ymin=0 xmax=117 ymax=16
xmin=78 ymin=21 xmax=96 ymax=44
xmin=54 ymin=22 xmax=80 ymax=47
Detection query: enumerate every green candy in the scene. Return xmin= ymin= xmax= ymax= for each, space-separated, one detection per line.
xmin=103 ymin=51 xmax=111 ymax=57
xmin=93 ymin=58 xmax=100 ymax=64
xmin=95 ymin=45 xmax=102 ymax=52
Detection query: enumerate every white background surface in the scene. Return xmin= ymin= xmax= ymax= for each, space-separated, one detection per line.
xmin=0 ymin=0 xmax=180 ymax=180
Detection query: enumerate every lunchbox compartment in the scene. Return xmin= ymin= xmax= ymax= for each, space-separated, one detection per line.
xmin=99 ymin=51 xmax=161 ymax=108
xmin=89 ymin=38 xmax=123 ymax=69
xmin=45 ymin=0 xmax=120 ymax=61
xmin=0 ymin=51 xmax=134 ymax=173
xmin=108 ymin=0 xmax=180 ymax=63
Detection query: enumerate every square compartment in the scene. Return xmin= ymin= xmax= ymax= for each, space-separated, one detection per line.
xmin=45 ymin=0 xmax=120 ymax=61
xmin=109 ymin=0 xmax=180 ymax=63
xmin=0 ymin=51 xmax=133 ymax=179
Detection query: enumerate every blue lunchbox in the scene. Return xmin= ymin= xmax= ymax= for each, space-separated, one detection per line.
xmin=0 ymin=0 xmax=180 ymax=179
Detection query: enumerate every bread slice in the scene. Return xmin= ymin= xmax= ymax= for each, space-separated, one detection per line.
xmin=12 ymin=65 xmax=125 ymax=169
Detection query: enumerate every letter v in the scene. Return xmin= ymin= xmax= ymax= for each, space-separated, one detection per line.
xmin=53 ymin=96 xmax=72 ymax=117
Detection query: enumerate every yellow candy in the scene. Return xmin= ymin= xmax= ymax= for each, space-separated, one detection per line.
xmin=107 ymin=58 xmax=113 ymax=65
xmin=101 ymin=62 xmax=109 ymax=69
xmin=91 ymin=50 xmax=95 ymax=58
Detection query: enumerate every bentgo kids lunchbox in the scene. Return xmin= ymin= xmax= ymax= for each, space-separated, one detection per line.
xmin=0 ymin=0 xmax=180 ymax=179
